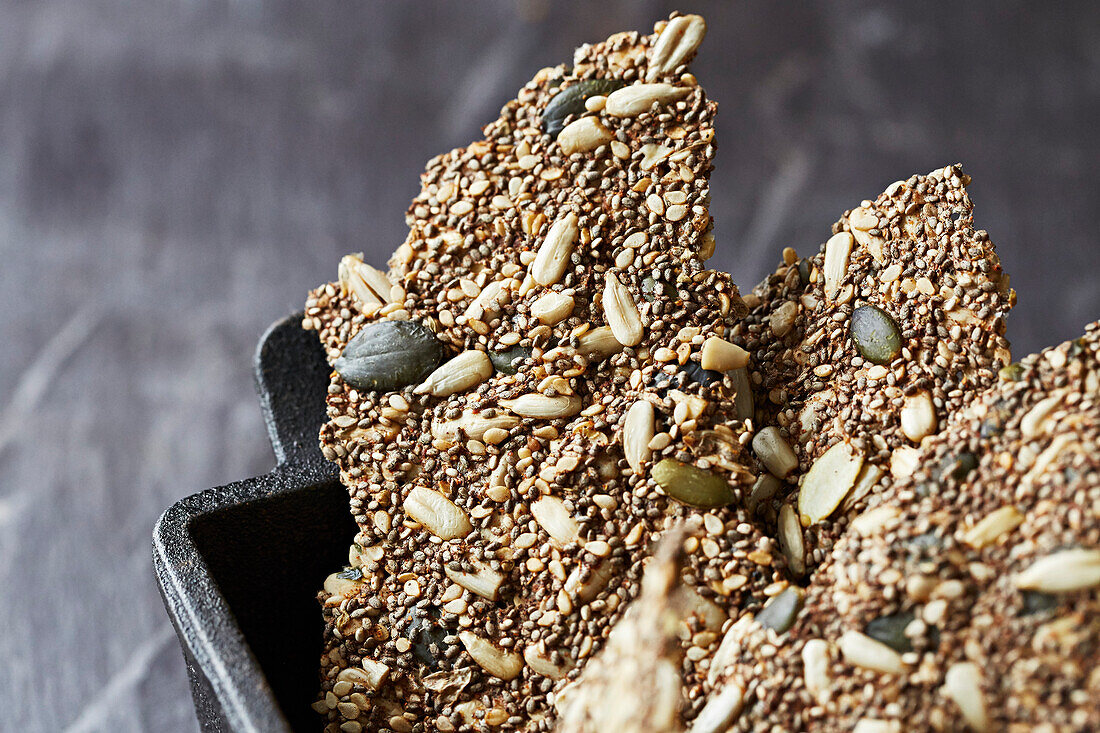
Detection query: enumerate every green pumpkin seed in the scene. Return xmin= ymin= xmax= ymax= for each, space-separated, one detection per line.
xmin=641 ymin=276 xmax=677 ymax=302
xmin=999 ymin=362 xmax=1025 ymax=381
xmin=651 ymin=459 xmax=735 ymax=509
xmin=1020 ymin=590 xmax=1060 ymax=616
xmin=863 ymin=610 xmax=914 ymax=653
xmin=336 ymin=567 xmax=364 ymax=581
xmin=489 ymin=345 xmax=532 ymax=375
xmin=939 ymin=451 xmax=979 ymax=481
xmin=542 ymin=79 xmax=625 ymax=138
xmin=756 ymin=586 xmax=804 ymax=634
xmin=850 ymin=304 xmax=901 ymax=364
xmin=334 ymin=320 xmax=443 ymax=392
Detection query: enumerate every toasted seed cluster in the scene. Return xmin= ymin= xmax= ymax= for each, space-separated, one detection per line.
xmin=731 ymin=167 xmax=1016 ymax=568
xmin=703 ymin=325 xmax=1100 ymax=732
xmin=302 ymin=15 xmax=803 ymax=733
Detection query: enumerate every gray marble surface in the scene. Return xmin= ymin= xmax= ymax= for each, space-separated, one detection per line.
xmin=1 ymin=1 xmax=1097 ymax=730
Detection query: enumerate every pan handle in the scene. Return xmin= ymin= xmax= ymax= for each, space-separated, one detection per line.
xmin=253 ymin=312 xmax=333 ymax=470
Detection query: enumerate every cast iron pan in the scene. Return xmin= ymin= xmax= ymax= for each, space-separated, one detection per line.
xmin=153 ymin=313 xmax=352 ymax=732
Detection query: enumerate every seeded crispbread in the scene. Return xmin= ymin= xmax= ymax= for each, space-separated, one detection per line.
xmin=702 ymin=324 xmax=1100 ymax=732
xmin=732 ymin=166 xmax=1015 ymax=568
xmin=305 ymin=14 xmax=793 ymax=733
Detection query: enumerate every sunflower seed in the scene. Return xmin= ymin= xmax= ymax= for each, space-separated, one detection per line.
xmin=1020 ymin=393 xmax=1062 ymax=438
xmin=335 ymin=320 xmax=443 ymax=392
xmin=531 ymin=495 xmax=581 ymax=545
xmin=458 ymin=631 xmax=523 ymax=680
xmin=603 ymin=273 xmax=644 ymax=346
xmin=639 ymin=143 xmax=673 ymax=170
xmin=531 ymin=212 xmax=579 ymax=286
xmin=402 ymin=487 xmax=473 ymax=540
xmin=683 ymin=586 xmax=728 ymax=630
xmin=943 ymin=662 xmax=991 ymax=733
xmin=900 ymin=390 xmax=938 ymax=442
xmin=798 ymin=441 xmax=864 ymax=524
xmin=624 ymin=399 xmax=656 ymax=475
xmin=542 ymin=79 xmax=625 ymax=137
xmin=961 ymin=505 xmax=1024 ymax=549
xmin=576 ymin=325 xmax=624 ymax=360
xmin=464 ymin=279 xmax=511 ymax=322
xmin=564 ymin=559 xmax=615 ymax=603
xmin=531 ymin=291 xmax=575 ymax=325
xmin=324 ymin=573 xmax=363 ymax=598
xmin=688 ymin=682 xmax=743 ymax=733
xmin=801 ymin=639 xmax=831 ymax=701
xmin=839 ymin=461 xmax=885 ymax=514
xmin=700 ymin=336 xmax=749 ymax=371
xmin=523 ymin=642 xmax=573 ymax=679
xmin=1015 ymin=548 xmax=1100 ymax=593
xmin=500 ymin=394 xmax=583 ymax=419
xmin=647 ymin=14 xmax=707 ymax=80
xmin=837 ymin=629 xmax=906 ymax=675
xmin=852 ymin=721 xmax=901 ymax=733
xmin=338 ymin=254 xmax=386 ymax=307
xmin=445 ymin=559 xmax=505 ymax=600
xmin=651 ymin=458 xmax=735 ymax=509
xmin=432 ymin=410 xmax=520 ymax=443
xmin=823 ymin=232 xmax=853 ymax=301
xmin=848 ymin=207 xmax=878 ymax=230
xmin=752 ymin=426 xmax=798 ymax=478
xmin=414 ymin=350 xmax=493 ymax=397
xmin=851 ymin=305 xmax=902 ymax=364
xmin=849 ymin=505 xmax=901 ymax=537
xmin=777 ymin=503 xmax=806 ymax=576
xmin=558 ymin=116 xmax=615 ymax=155
xmin=337 ymin=662 xmax=389 ymax=691
xmin=604 ymin=83 xmax=691 ymax=118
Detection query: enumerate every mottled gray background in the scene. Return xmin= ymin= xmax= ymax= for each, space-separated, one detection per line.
xmin=0 ymin=1 xmax=1097 ymax=730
